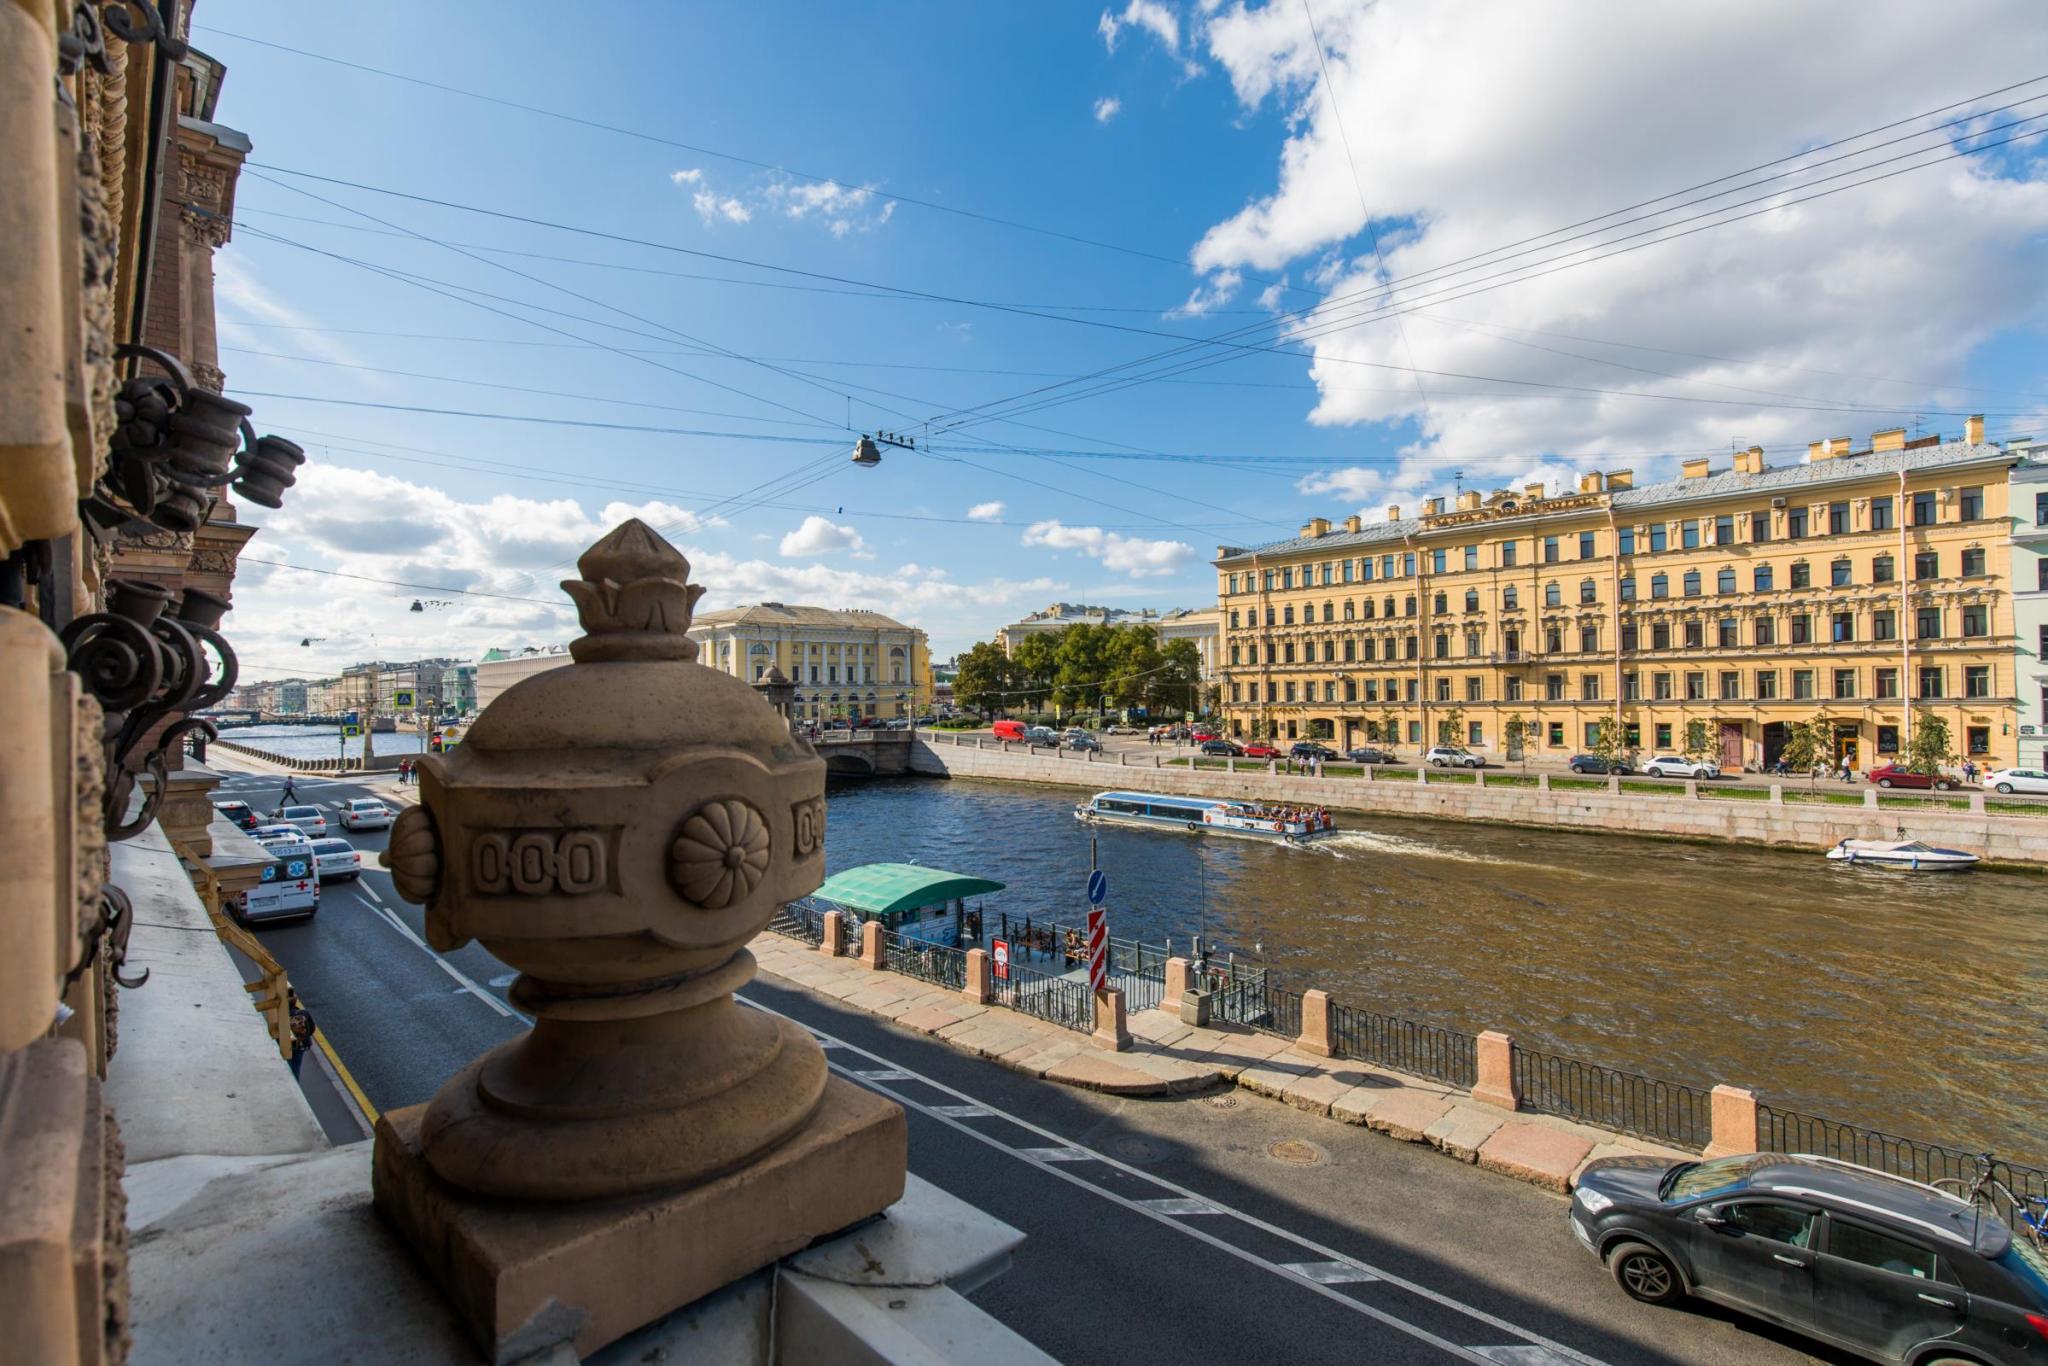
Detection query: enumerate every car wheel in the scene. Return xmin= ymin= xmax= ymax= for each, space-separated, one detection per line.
xmin=1878 ymin=777 xmax=1894 ymax=788
xmin=1935 ymin=780 xmax=1955 ymax=792
xmin=1997 ymin=783 xmax=2014 ymax=794
xmin=1607 ymin=1242 xmax=1683 ymax=1306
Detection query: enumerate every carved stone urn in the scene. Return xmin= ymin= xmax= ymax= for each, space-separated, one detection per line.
xmin=382 ymin=519 xmax=837 ymax=1200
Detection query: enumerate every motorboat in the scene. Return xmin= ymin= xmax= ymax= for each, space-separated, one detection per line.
xmin=1074 ymin=790 xmax=1338 ymax=843
xmin=1825 ymin=838 xmax=1979 ymax=871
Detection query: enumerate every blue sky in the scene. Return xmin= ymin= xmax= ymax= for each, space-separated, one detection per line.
xmin=203 ymin=1 xmax=2048 ymax=679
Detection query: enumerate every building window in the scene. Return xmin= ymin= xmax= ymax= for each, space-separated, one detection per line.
xmin=1682 ymin=521 xmax=1700 ymax=551
xmin=1361 ymin=559 xmax=1375 ymax=582
xmin=1579 ymin=531 xmax=1596 ymax=559
xmin=1961 ymin=604 xmax=1987 ymax=637
xmin=1872 ymin=554 xmax=1894 ymax=583
xmin=1916 ymin=607 xmax=1941 ymax=640
xmin=1464 ymin=545 xmax=1479 ymax=571
xmin=1823 ymin=610 xmax=1852 ymax=643
xmin=1918 ymin=667 xmax=1944 ymax=699
xmin=1619 ymin=575 xmax=1635 ymax=602
xmin=1873 ymin=609 xmax=1896 ymax=641
xmin=1362 ymin=600 xmax=1375 ymax=620
xmin=1967 ymin=724 xmax=1990 ymax=756
xmin=1545 ymin=674 xmax=1565 ymax=701
xmin=1229 ymin=609 xmax=1240 ymax=630
xmin=1434 ymin=677 xmax=1451 ymax=702
xmin=1283 ymin=643 xmax=1296 ymax=663
xmin=1546 ymin=627 xmax=1563 ymax=654
xmin=1960 ymin=486 xmax=1983 ymax=521
xmin=1914 ymin=551 xmax=1939 ymax=581
xmin=1404 ymin=635 xmax=1419 ymax=659
xmin=1652 ymin=621 xmax=1671 ymax=650
xmin=1465 ymin=676 xmax=1483 ymax=702
xmin=1871 ymin=496 xmax=1893 ymax=531
xmin=1580 ymin=625 xmax=1599 ymax=652
xmin=1755 ymin=670 xmax=1778 ymax=700
xmin=1653 ymin=673 xmax=1673 ymax=701
xmin=1912 ymin=491 xmax=1937 ymax=526
xmin=1285 ymin=682 xmax=1297 ymax=702
xmin=1281 ymin=568 xmax=1293 ymax=589
xmin=1621 ymin=623 xmax=1638 ymax=651
xmin=1324 ymin=601 xmax=1336 ymax=622
xmin=1715 ymin=514 xmax=1734 ymax=544
xmin=1504 ymin=629 xmax=1521 ymax=658
xmin=1618 ymin=527 xmax=1635 ymax=555
xmin=1464 ymin=589 xmax=1479 ymax=611
xmin=1788 ymin=507 xmax=1808 ymax=538
xmin=1717 ymin=567 xmax=1736 ymax=594
xmin=1685 ymin=671 xmax=1705 ymax=701
xmin=1754 ymin=617 xmax=1775 ymax=646
xmin=1344 ymin=599 xmax=1356 ymax=620
xmin=1966 ymin=665 xmax=1991 ymax=699
xmin=1580 ymin=579 xmax=1597 ymax=604
xmin=1754 ymin=564 xmax=1774 ymax=592
xmin=1432 ymin=548 xmax=1448 ymax=574
xmin=1323 ymin=640 xmax=1336 ymax=662
xmin=1684 ymin=621 xmax=1704 ymax=649
xmin=1502 ymin=541 xmax=1518 ymax=568
xmin=1623 ymin=672 xmax=1640 ymax=700
xmin=1582 ymin=722 xmax=1600 ymax=747
xmin=2039 ymin=490 xmax=2048 ymax=526
xmin=1750 ymin=510 xmax=1772 ymax=543
xmin=1650 ymin=573 xmax=1669 ymax=600
xmin=1502 ymin=586 xmax=1519 ymax=609
xmin=1961 ymin=547 xmax=1985 ymax=577
xmin=1719 ymin=670 xmax=1740 ymax=700
xmin=1649 ymin=524 xmax=1668 ymax=553
xmin=2041 ymin=559 xmax=2048 ymax=592
xmin=1504 ymin=677 xmax=1523 ymax=701
xmin=1655 ymin=723 xmax=1673 ymax=748
xmin=1342 ymin=560 xmax=1354 ymax=583
xmin=1468 ymin=720 xmax=1484 ymax=746
xmin=1465 ymin=632 xmax=1482 ymax=656
xmin=1283 ymin=605 xmax=1295 ymax=625
xmin=1832 ymin=669 xmax=1856 ymax=700
xmin=1382 ymin=555 xmax=1396 ymax=579
xmin=1792 ymin=669 xmax=1815 ymax=700
xmin=1342 ymin=639 xmax=1355 ymax=662
xmin=1545 ymin=582 xmax=1561 ymax=607
xmin=1231 ymin=644 xmax=1242 ymax=666
xmin=1828 ymin=501 xmax=1850 ymax=535
xmin=1791 ymin=561 xmax=1811 ymax=589
xmin=1547 ymin=721 xmax=1565 ymax=747
xmin=1831 ymin=558 xmax=1852 ymax=587
xmin=1876 ymin=723 xmax=1899 ymax=751
xmin=1432 ymin=591 xmax=1448 ymax=615
xmin=1790 ymin=615 xmax=1811 ymax=645
xmin=1544 ymin=535 xmax=1559 ymax=563
xmin=1403 ymin=552 xmax=1416 ymax=577
xmin=1404 ymin=595 xmax=1417 ymax=617
xmin=1717 ymin=618 xmax=1738 ymax=648
xmin=1435 ymin=633 xmax=1451 ymax=659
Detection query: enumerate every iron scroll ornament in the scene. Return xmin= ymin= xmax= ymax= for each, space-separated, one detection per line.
xmin=63 ymin=579 xmax=238 ymax=840
xmin=65 ymin=886 xmax=149 ymax=991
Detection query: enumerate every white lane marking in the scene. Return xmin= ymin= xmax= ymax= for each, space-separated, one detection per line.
xmin=344 ymin=886 xmax=522 ymax=1021
xmin=1018 ymin=1146 xmax=1095 ymax=1162
xmin=738 ymin=993 xmax=1612 ymax=1366
xmin=928 ymin=1104 xmax=993 ymax=1118
xmin=1136 ymin=1197 xmax=1223 ymax=1216
xmin=1475 ymin=1350 xmax=1580 ymax=1365
xmin=1285 ymin=1261 xmax=1381 ymax=1286
xmin=854 ymin=1068 xmax=912 ymax=1082
xmin=359 ymin=882 xmax=383 ymax=905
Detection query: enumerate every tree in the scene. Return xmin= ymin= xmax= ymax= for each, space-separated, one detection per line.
xmin=1153 ymin=638 xmax=1204 ymax=717
xmin=1008 ymin=634 xmax=1059 ymax=715
xmin=1681 ymin=719 xmax=1711 ymax=764
xmin=1779 ymin=715 xmax=1833 ymax=789
xmin=1503 ymin=712 xmax=1531 ymax=772
xmin=1591 ymin=716 xmax=1629 ymax=772
xmin=1437 ymin=704 xmax=1466 ymax=749
xmin=951 ymin=641 xmax=1014 ymax=715
xmin=1378 ymin=706 xmax=1400 ymax=751
xmin=1902 ymin=713 xmax=1956 ymax=778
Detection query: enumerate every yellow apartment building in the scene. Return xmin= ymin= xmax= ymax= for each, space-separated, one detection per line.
xmin=689 ymin=602 xmax=933 ymax=721
xmin=1214 ymin=421 xmax=2019 ymax=771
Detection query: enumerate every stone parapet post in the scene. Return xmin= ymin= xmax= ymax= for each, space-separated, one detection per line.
xmin=1416 ymin=766 xmax=1427 ymax=785
xmin=1864 ymin=788 xmax=1879 ymax=808
xmin=1471 ymin=1030 xmax=1519 ymax=1111
xmin=860 ymin=918 xmax=885 ymax=969
xmin=1769 ymin=784 xmax=1784 ymax=805
xmin=1969 ymin=792 xmax=1986 ymax=814
xmin=1474 ymin=769 xmax=1485 ymax=788
xmin=1092 ymin=986 xmax=1130 ymax=1052
xmin=1297 ymin=989 xmax=1333 ymax=1056
xmin=1704 ymin=1084 xmax=1760 ymax=1159
xmin=1537 ymin=773 xmax=1550 ymax=792
xmin=962 ymin=948 xmax=991 ymax=1005
xmin=1161 ymin=956 xmax=1193 ymax=1014
xmin=820 ymin=910 xmax=845 ymax=956
xmin=1684 ymin=779 xmax=1698 ymax=799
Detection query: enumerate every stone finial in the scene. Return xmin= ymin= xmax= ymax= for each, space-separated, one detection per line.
xmin=561 ymin=518 xmax=707 ymax=663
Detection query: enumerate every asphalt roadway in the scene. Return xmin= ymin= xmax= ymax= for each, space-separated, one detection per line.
xmin=209 ymin=758 xmax=1844 ymax=1366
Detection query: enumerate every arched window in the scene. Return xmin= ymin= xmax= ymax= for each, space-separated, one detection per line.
xmin=1403 ymin=595 xmax=1417 ymax=617
xmin=1503 ymin=586 xmax=1519 ymax=609
xmin=1682 ymin=570 xmax=1702 ymax=597
xmin=1579 ymin=579 xmax=1596 ymax=604
xmin=1432 ymin=592 xmax=1447 ymax=614
xmin=1544 ymin=581 xmax=1561 ymax=607
xmin=1464 ymin=589 xmax=1479 ymax=612
xmin=1717 ymin=567 xmax=1736 ymax=594
xmin=1230 ymin=609 xmax=1240 ymax=629
xmin=1754 ymin=564 xmax=1774 ymax=591
xmin=1342 ymin=600 xmax=1355 ymax=621
xmin=1322 ymin=601 xmax=1334 ymax=622
xmin=1650 ymin=573 xmax=1668 ymax=600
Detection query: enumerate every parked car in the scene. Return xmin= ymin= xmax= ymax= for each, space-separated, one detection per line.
xmin=1241 ymin=742 xmax=1281 ymax=759
xmin=1568 ymin=754 xmax=1634 ymax=775
xmin=339 ymin=798 xmax=392 ymax=832
xmin=250 ymin=822 xmax=301 ymax=842
xmin=211 ymin=799 xmax=260 ymax=831
xmin=1986 ymin=767 xmax=2048 ymax=796
xmin=1190 ymin=728 xmax=1220 ymax=743
xmin=1290 ymin=742 xmax=1340 ymax=761
xmin=1571 ymin=1151 xmax=2048 ymax=1364
xmin=1424 ymin=746 xmax=1484 ymax=769
xmin=1346 ymin=747 xmax=1396 ymax=765
xmin=1199 ymin=739 xmax=1244 ymax=757
xmin=274 ymin=803 xmax=328 ymax=837
xmin=1105 ymin=723 xmax=1142 ymax=735
xmin=1023 ymin=725 xmax=1060 ymax=747
xmin=991 ymin=719 xmax=1027 ymax=742
xmin=1643 ymin=755 xmax=1720 ymax=780
xmin=307 ymin=837 xmax=363 ymax=882
xmin=1867 ymin=764 xmax=1958 ymax=791
xmin=1064 ymin=733 xmax=1102 ymax=752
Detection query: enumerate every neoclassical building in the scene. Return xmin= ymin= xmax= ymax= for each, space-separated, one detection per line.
xmin=1215 ymin=422 xmax=2020 ymax=770
xmin=689 ymin=602 xmax=932 ymax=722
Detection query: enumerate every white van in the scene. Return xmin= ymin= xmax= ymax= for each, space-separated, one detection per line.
xmin=239 ymin=835 xmax=320 ymax=923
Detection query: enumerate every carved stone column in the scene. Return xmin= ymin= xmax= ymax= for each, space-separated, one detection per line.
xmin=372 ymin=520 xmax=905 ymax=1361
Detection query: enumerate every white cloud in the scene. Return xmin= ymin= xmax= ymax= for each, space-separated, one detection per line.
xmin=966 ymin=501 xmax=1006 ymax=522
xmin=1021 ymin=520 xmax=1195 ymax=578
xmin=1186 ymin=0 xmax=2048 ymax=501
xmin=1167 ymin=268 xmax=1242 ymax=318
xmin=766 ymin=180 xmax=897 ymax=237
xmin=1100 ymin=1 xmax=1180 ymax=55
xmin=1094 ymin=95 xmax=1123 ymax=123
xmin=778 ymin=515 xmax=870 ymax=558
xmin=669 ymin=168 xmax=704 ymax=185
xmin=691 ymin=188 xmax=752 ymax=225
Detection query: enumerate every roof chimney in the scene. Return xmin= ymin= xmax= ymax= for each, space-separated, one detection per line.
xmin=1872 ymin=427 xmax=1906 ymax=453
xmin=1680 ymin=458 xmax=1711 ymax=480
xmin=1425 ymin=496 xmax=1445 ymax=516
xmin=1385 ymin=504 xmax=1402 ymax=523
xmin=1734 ymin=445 xmax=1765 ymax=476
xmin=1965 ymin=414 xmax=1984 ymax=445
xmin=1343 ymin=514 xmax=1362 ymax=533
xmin=1456 ymin=490 xmax=1482 ymax=511
xmin=1523 ymin=482 xmax=1545 ymax=500
xmin=1578 ymin=471 xmax=1604 ymax=494
xmin=1302 ymin=517 xmax=1331 ymax=539
xmin=1827 ymin=435 xmax=1852 ymax=458
xmin=1605 ymin=469 xmax=1633 ymax=490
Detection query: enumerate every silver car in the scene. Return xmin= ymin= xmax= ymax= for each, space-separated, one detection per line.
xmin=339 ymin=798 xmax=392 ymax=831
xmin=307 ymin=837 xmax=362 ymax=881
xmin=1643 ymin=755 xmax=1720 ymax=779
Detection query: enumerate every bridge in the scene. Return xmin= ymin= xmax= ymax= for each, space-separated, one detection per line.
xmin=810 ymin=729 xmax=916 ymax=778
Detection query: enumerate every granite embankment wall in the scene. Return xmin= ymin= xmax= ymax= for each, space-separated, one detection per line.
xmin=909 ymin=735 xmax=2048 ymax=868
xmin=211 ymin=740 xmax=407 ymax=774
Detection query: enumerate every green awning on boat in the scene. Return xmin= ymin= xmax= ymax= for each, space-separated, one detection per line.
xmin=811 ymin=863 xmax=1005 ymax=916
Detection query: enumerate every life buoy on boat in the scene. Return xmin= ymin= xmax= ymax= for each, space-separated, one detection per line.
xmin=1187 ymin=821 xmax=1201 ymax=833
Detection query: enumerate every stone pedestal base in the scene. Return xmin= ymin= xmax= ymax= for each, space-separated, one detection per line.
xmin=373 ymin=1076 xmax=906 ymax=1365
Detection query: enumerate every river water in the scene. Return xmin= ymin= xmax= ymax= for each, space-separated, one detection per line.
xmin=823 ymin=775 xmax=2046 ymax=1167
xmin=222 ymin=721 xmax=431 ymax=758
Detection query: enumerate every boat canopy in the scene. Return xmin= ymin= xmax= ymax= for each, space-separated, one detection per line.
xmin=811 ymin=862 xmax=1006 ymax=916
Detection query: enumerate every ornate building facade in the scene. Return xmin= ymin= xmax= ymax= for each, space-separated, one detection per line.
xmin=1216 ymin=424 xmax=2020 ymax=771
xmin=690 ymin=602 xmax=932 ymax=721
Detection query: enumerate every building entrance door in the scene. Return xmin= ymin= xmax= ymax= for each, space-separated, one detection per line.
xmin=1832 ymin=723 xmax=1859 ymax=769
xmin=1761 ymin=722 xmax=1790 ymax=770
xmin=1718 ymin=722 xmax=1745 ymax=771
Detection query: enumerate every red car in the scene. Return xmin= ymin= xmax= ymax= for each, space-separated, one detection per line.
xmin=1190 ymin=728 xmax=1219 ymax=743
xmin=1241 ymin=742 xmax=1281 ymax=759
xmin=1866 ymin=764 xmax=1959 ymax=791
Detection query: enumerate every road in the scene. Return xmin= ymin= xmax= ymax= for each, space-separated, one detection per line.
xmin=209 ymin=758 xmax=1842 ymax=1366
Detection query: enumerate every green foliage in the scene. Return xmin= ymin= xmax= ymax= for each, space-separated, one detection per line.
xmin=1590 ymin=716 xmax=1630 ymax=769
xmin=1436 ymin=704 xmax=1466 ymax=748
xmin=1779 ymin=715 xmax=1836 ymax=787
xmin=950 ymin=641 xmax=1015 ymax=715
xmin=1902 ymin=713 xmax=1956 ymax=776
xmin=1681 ymin=719 xmax=1711 ymax=763
xmin=1378 ymin=707 xmax=1400 ymax=749
xmin=1503 ymin=712 xmax=1530 ymax=771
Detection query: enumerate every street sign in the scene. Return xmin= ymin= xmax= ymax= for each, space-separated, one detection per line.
xmin=1086 ymin=869 xmax=1107 ymax=905
xmin=1087 ymin=908 xmax=1107 ymax=992
xmin=342 ymin=723 xmax=361 ymax=737
xmin=394 ymin=688 xmax=416 ymax=709
xmin=991 ymin=938 xmax=1010 ymax=982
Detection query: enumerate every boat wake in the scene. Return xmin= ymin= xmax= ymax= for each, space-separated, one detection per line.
xmin=1299 ymin=829 xmax=1517 ymax=866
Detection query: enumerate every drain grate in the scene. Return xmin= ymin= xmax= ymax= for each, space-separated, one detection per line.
xmin=1203 ymin=1093 xmax=1238 ymax=1110
xmin=1267 ymin=1138 xmax=1326 ymax=1167
xmin=1106 ymin=1134 xmax=1167 ymax=1165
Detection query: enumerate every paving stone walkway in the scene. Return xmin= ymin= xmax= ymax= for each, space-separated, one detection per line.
xmin=751 ymin=933 xmax=1691 ymax=1195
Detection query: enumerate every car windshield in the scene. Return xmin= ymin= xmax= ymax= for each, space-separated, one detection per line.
xmin=1996 ymin=1238 xmax=2048 ymax=1306
xmin=1660 ymin=1154 xmax=1761 ymax=1202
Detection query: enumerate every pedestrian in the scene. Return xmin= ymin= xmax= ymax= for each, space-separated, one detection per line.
xmin=1838 ymin=754 xmax=1852 ymax=783
xmin=287 ymin=992 xmax=314 ymax=1079
xmin=279 ymin=775 xmax=297 ymax=808
xmin=1964 ymin=758 xmax=1978 ymax=785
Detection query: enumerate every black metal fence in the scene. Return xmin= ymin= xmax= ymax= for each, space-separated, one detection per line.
xmin=766 ymin=900 xmax=826 ymax=946
xmin=1262 ymin=983 xmax=1303 ymax=1040
xmin=1513 ymin=1046 xmax=1713 ymax=1149
xmin=1758 ymin=1105 xmax=2048 ymax=1221
xmin=879 ymin=927 xmax=967 ymax=991
xmin=1327 ymin=1000 xmax=1478 ymax=1090
xmin=994 ymin=960 xmax=1093 ymax=1032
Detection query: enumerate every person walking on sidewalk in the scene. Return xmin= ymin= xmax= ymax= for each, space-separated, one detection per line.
xmin=287 ymin=992 xmax=315 ymax=1078
xmin=279 ymin=775 xmax=298 ymax=809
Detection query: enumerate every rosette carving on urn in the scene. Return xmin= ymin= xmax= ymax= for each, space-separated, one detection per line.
xmin=384 ymin=805 xmax=442 ymax=905
xmin=671 ymin=799 xmax=770 ymax=908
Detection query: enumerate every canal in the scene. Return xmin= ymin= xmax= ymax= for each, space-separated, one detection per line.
xmin=824 ymin=775 xmax=2046 ymax=1167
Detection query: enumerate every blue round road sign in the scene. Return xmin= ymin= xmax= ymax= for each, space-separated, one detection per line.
xmin=1087 ymin=869 xmax=1108 ymax=905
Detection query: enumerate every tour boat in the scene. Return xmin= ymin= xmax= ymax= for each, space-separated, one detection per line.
xmin=1074 ymin=790 xmax=1338 ymax=843
xmin=1825 ymin=838 xmax=1979 ymax=871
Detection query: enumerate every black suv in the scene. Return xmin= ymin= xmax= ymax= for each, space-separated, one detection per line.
xmin=1573 ymin=1152 xmax=2048 ymax=1363
xmin=1290 ymin=742 xmax=1340 ymax=761
xmin=1199 ymin=739 xmax=1243 ymax=757
xmin=1346 ymin=746 xmax=1396 ymax=765
xmin=1567 ymin=753 xmax=1634 ymax=775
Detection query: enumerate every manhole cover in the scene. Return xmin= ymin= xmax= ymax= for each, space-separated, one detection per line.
xmin=1105 ymin=1135 xmax=1167 ymax=1165
xmin=1203 ymin=1093 xmax=1238 ymax=1110
xmin=1267 ymin=1139 xmax=1326 ymax=1167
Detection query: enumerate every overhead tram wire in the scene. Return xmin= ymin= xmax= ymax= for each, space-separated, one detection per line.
xmin=238 ymin=558 xmax=569 ymax=607
xmin=194 ymin=24 xmax=1323 ymax=305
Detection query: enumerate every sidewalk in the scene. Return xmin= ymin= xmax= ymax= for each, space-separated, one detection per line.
xmin=751 ymin=933 xmax=1689 ymax=1194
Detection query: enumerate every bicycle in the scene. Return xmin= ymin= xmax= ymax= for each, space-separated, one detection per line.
xmin=1933 ymin=1153 xmax=2048 ymax=1247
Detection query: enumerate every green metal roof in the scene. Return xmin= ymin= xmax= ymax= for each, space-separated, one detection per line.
xmin=811 ymin=863 xmax=1005 ymax=915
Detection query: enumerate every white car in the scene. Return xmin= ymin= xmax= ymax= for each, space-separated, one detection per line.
xmin=1424 ymin=746 xmax=1484 ymax=768
xmin=339 ymin=798 xmax=393 ymax=831
xmin=1104 ymin=724 xmax=1142 ymax=735
xmin=1985 ymin=767 xmax=2048 ymax=795
xmin=307 ymin=837 xmax=363 ymax=881
xmin=275 ymin=804 xmax=328 ymax=837
xmin=1642 ymin=755 xmax=1720 ymax=779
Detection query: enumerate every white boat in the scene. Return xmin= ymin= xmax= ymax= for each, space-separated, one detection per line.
xmin=1074 ymin=790 xmax=1337 ymax=843
xmin=1825 ymin=838 xmax=1979 ymax=871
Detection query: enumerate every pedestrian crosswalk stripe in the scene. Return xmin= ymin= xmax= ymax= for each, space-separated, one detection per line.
xmin=1134 ymin=1197 xmax=1222 ymax=1215
xmin=1473 ymin=1348 xmax=1579 ymax=1365
xmin=1018 ymin=1146 xmax=1094 ymax=1162
xmin=854 ymin=1068 xmax=911 ymax=1081
xmin=928 ymin=1104 xmax=992 ymax=1118
xmin=1280 ymin=1261 xmax=1379 ymax=1285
